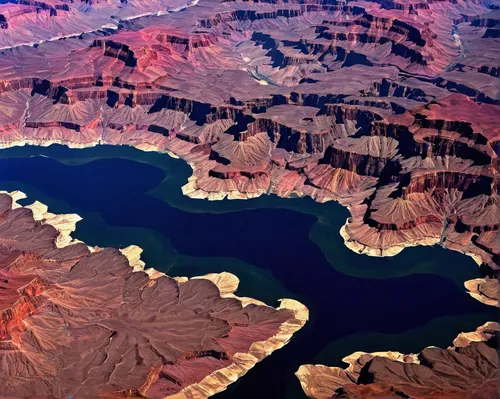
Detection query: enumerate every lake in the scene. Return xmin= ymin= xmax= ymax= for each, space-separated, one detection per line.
xmin=0 ymin=144 xmax=495 ymax=398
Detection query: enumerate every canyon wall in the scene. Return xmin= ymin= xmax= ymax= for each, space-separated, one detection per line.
xmin=0 ymin=0 xmax=498 ymax=276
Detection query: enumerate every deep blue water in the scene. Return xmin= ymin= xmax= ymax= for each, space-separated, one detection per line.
xmin=0 ymin=149 xmax=495 ymax=398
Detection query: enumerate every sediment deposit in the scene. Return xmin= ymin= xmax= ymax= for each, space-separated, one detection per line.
xmin=0 ymin=190 xmax=308 ymax=398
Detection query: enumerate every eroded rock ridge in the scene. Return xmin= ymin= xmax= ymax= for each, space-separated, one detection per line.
xmin=0 ymin=0 xmax=499 ymax=290
xmin=0 ymin=191 xmax=308 ymax=398
xmin=296 ymin=322 xmax=500 ymax=398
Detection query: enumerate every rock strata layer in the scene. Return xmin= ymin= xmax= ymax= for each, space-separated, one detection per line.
xmin=0 ymin=0 xmax=498 ymax=275
xmin=296 ymin=322 xmax=500 ymax=399
xmin=0 ymin=190 xmax=308 ymax=398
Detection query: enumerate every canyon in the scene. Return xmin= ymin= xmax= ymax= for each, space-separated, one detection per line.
xmin=0 ymin=0 xmax=498 ymax=397
xmin=0 ymin=0 xmax=497 ymax=276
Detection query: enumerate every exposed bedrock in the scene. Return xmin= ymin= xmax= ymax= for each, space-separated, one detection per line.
xmin=0 ymin=0 xmax=498 ymax=273
xmin=400 ymin=171 xmax=496 ymax=196
xmin=296 ymin=322 xmax=500 ymax=399
xmin=318 ymin=133 xmax=399 ymax=175
xmin=91 ymin=39 xmax=139 ymax=67
xmin=0 ymin=191 xmax=308 ymax=398
xmin=0 ymin=3 xmax=498 ymax=396
xmin=465 ymin=276 xmax=500 ymax=307
xmin=199 ymin=7 xmax=305 ymax=29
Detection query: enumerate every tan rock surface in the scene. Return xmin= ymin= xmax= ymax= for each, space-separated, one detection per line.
xmin=296 ymin=322 xmax=500 ymax=399
xmin=0 ymin=191 xmax=308 ymax=398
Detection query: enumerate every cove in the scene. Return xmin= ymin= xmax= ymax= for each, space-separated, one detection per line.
xmin=0 ymin=144 xmax=495 ymax=398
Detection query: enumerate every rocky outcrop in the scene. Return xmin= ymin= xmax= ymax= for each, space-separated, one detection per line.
xmin=339 ymin=96 xmax=500 ymax=273
xmin=465 ymin=277 xmax=499 ymax=307
xmin=0 ymin=191 xmax=308 ymax=398
xmin=0 ymin=1 xmax=499 ymax=396
xmin=296 ymin=322 xmax=500 ymax=399
xmin=0 ymin=0 xmax=498 ymax=286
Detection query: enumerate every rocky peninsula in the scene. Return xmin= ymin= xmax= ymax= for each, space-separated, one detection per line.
xmin=296 ymin=321 xmax=499 ymax=398
xmin=0 ymin=190 xmax=307 ymax=398
xmin=0 ymin=0 xmax=498 ymax=277
xmin=0 ymin=0 xmax=498 ymax=396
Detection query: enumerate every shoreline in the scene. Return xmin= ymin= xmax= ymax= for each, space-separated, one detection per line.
xmin=296 ymin=321 xmax=500 ymax=399
xmin=0 ymin=189 xmax=309 ymax=398
xmin=1 ymin=138 xmax=496 ymax=278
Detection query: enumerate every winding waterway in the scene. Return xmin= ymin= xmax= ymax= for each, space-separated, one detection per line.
xmin=0 ymin=144 xmax=495 ymax=398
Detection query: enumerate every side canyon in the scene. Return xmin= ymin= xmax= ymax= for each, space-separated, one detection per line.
xmin=0 ymin=0 xmax=498 ymax=397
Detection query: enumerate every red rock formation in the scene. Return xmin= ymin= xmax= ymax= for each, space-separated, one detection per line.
xmin=0 ymin=0 xmax=498 ymax=280
xmin=296 ymin=322 xmax=500 ymax=399
xmin=0 ymin=2 xmax=499 ymax=396
xmin=0 ymin=191 xmax=308 ymax=398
